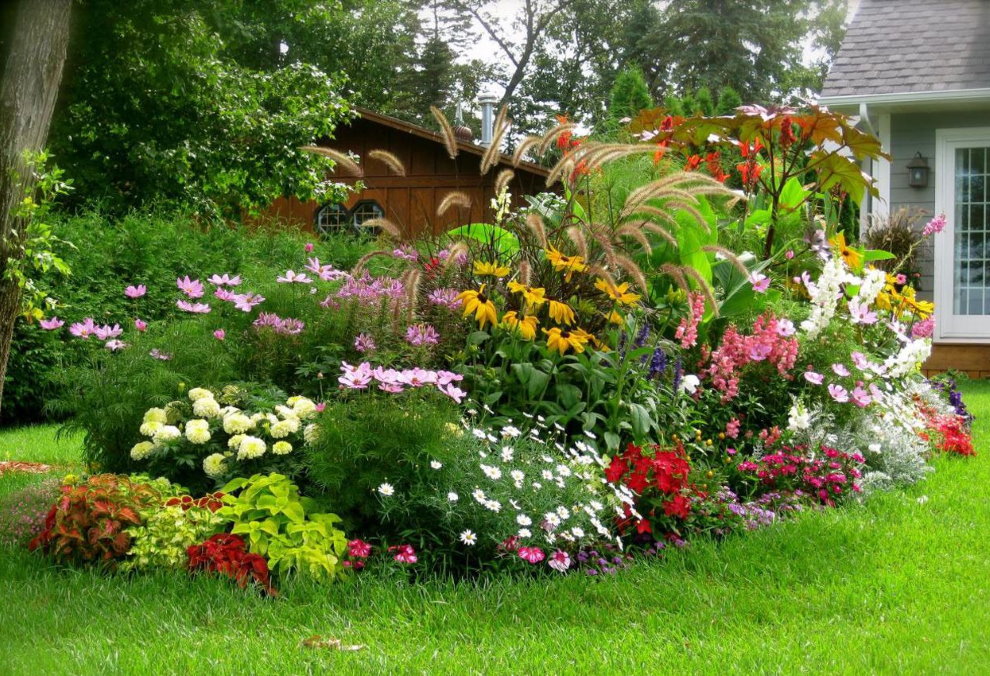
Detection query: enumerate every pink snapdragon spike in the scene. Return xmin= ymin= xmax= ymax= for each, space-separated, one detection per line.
xmin=803 ymin=371 xmax=824 ymax=385
xmin=105 ymin=339 xmax=127 ymax=351
xmin=94 ymin=324 xmax=124 ymax=341
xmin=847 ymin=300 xmax=878 ymax=325
xmin=124 ymin=284 xmax=147 ymax=298
xmin=176 ymin=276 xmax=204 ymax=298
xmin=923 ymin=214 xmax=947 ymax=237
xmin=213 ymin=329 xmax=226 ymax=341
xmin=207 ymin=273 xmax=242 ymax=287
xmin=149 ymin=348 xmax=172 ymax=360
xmin=518 ymin=546 xmax=546 ymax=564
xmin=354 ymin=333 xmax=376 ymax=353
xmin=749 ymin=272 xmax=770 ymax=293
xmin=547 ymin=550 xmax=571 ymax=572
xmin=427 ymin=287 xmax=462 ymax=309
xmin=176 ymin=300 xmax=212 ymax=314
xmin=134 ymin=319 xmax=148 ymax=332
xmin=831 ymin=363 xmax=850 ymax=377
xmin=390 ymin=544 xmax=417 ymax=564
xmin=725 ymin=418 xmax=741 ymax=439
xmin=405 ymin=323 xmax=440 ymax=346
xmin=674 ymin=292 xmax=705 ymax=349
xmin=304 ymin=242 xmax=314 ymax=253
xmin=828 ymin=384 xmax=849 ymax=403
xmin=232 ymin=293 xmax=265 ymax=312
xmin=69 ymin=318 xmax=97 ymax=339
xmin=39 ymin=317 xmax=64 ymax=330
xmin=276 ymin=269 xmax=313 ymax=284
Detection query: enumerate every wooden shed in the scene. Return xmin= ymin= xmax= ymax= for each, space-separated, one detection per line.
xmin=260 ymin=108 xmax=552 ymax=239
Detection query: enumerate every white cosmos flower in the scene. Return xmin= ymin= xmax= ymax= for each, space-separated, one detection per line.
xmin=377 ymin=482 xmax=395 ymax=497
xmin=459 ymin=530 xmax=477 ymax=546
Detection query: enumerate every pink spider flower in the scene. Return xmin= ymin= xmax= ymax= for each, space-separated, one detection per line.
xmin=427 ymin=288 xmax=462 ymax=309
xmin=124 ymin=284 xmax=147 ymax=298
xmin=354 ymin=333 xmax=376 ymax=353
xmin=176 ymin=276 xmax=204 ymax=298
xmin=405 ymin=324 xmax=440 ymax=346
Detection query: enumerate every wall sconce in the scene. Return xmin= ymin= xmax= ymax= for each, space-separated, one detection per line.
xmin=907 ymin=152 xmax=929 ymax=188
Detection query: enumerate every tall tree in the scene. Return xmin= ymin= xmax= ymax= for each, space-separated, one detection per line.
xmin=0 ymin=0 xmax=72 ymax=416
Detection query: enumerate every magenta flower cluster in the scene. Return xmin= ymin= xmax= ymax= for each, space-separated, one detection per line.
xmin=252 ymin=313 xmax=305 ymax=335
xmin=338 ymin=362 xmax=466 ymax=402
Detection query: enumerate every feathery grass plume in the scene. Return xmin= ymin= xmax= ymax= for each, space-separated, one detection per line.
xmin=614 ymin=224 xmax=652 ymax=254
xmin=518 ymin=259 xmax=532 ymax=286
xmin=525 ymin=214 xmax=548 ymax=248
xmin=368 ymin=149 xmax=406 ymax=176
xmin=565 ymin=226 xmax=589 ymax=260
xmin=536 ymin=121 xmax=579 ymax=156
xmin=361 ymin=218 xmax=402 ymax=240
xmin=702 ymin=245 xmax=750 ymax=277
xmin=495 ymin=169 xmax=514 ymax=196
xmin=437 ymin=191 xmax=472 ymax=218
xmin=430 ymin=106 xmax=459 ymax=159
xmin=659 ymin=263 xmax=691 ymax=293
xmin=512 ymin=136 xmax=542 ymax=167
xmin=441 ymin=241 xmax=469 ymax=271
xmin=664 ymin=201 xmax=709 ymax=233
xmin=587 ymin=264 xmax=619 ymax=291
xmin=614 ymin=254 xmax=649 ymax=294
xmin=402 ymin=267 xmax=423 ymax=321
xmin=587 ymin=227 xmax=618 ymax=266
xmin=480 ymin=106 xmax=511 ymax=175
xmin=299 ymin=146 xmax=363 ymax=177
xmin=351 ymin=250 xmax=392 ymax=275
xmin=633 ymin=220 xmax=678 ymax=246
xmin=621 ymin=205 xmax=681 ymax=231
xmin=681 ymin=265 xmax=719 ymax=316
xmin=545 ymin=155 xmax=577 ymax=187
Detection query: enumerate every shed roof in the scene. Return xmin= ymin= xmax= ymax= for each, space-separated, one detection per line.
xmin=821 ymin=0 xmax=990 ymax=99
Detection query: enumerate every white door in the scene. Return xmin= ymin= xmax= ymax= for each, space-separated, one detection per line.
xmin=935 ymin=127 xmax=990 ymax=341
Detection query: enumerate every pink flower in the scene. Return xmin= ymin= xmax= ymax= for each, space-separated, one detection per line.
xmin=339 ymin=361 xmax=373 ymax=389
xmin=828 ymin=384 xmax=849 ymax=403
xmin=94 ymin=324 xmax=123 ymax=341
xmin=785 ymin=249 xmax=795 ymax=260
xmin=176 ymin=300 xmax=212 ymax=314
xmin=232 ymin=293 xmax=265 ymax=312
xmin=399 ymin=368 xmax=437 ymax=388
xmin=213 ymin=329 xmax=226 ymax=340
xmin=895 ymin=273 xmax=907 ymax=285
xmin=354 ymin=333 xmax=376 ymax=353
xmin=851 ymin=386 xmax=872 ymax=407
xmin=390 ymin=544 xmax=417 ymax=564
xmin=831 ymin=363 xmax=850 ymax=377
xmin=315 ymin=402 xmax=326 ymax=413
xmin=725 ymin=418 xmax=741 ymax=439
xmin=847 ymin=301 xmax=878 ymax=325
xmin=39 ymin=317 xmax=64 ymax=330
xmin=747 ymin=342 xmax=772 ymax=361
xmin=105 ymin=339 xmax=127 ymax=351
xmin=276 ymin=269 xmax=313 ymax=284
xmin=305 ymin=257 xmax=348 ymax=281
xmin=214 ymin=287 xmax=237 ymax=301
xmin=305 ymin=242 xmax=315 ymax=253
xmin=439 ymin=384 xmax=466 ymax=404
xmin=775 ymin=319 xmax=795 ymax=337
xmin=922 ymin=214 xmax=947 ymax=237
xmin=911 ymin=318 xmax=935 ymax=338
xmin=69 ymin=318 xmax=97 ymax=339
xmin=176 ymin=276 xmax=204 ymax=298
xmin=428 ymin=288 xmax=462 ymax=309
xmin=392 ymin=246 xmax=418 ymax=261
xmin=675 ymin=292 xmax=705 ymax=349
xmin=518 ymin=546 xmax=545 ymax=564
xmin=124 ymin=284 xmax=147 ymax=298
xmin=547 ymin=550 xmax=571 ymax=572
xmin=750 ymin=272 xmax=770 ymax=293
xmin=149 ymin=348 xmax=172 ymax=360
xmin=134 ymin=319 xmax=148 ymax=332
xmin=803 ymin=371 xmax=824 ymax=385
xmin=405 ymin=324 xmax=440 ymax=346
xmin=435 ymin=370 xmax=464 ymax=386
xmin=347 ymin=539 xmax=371 ymax=558
xmin=207 ymin=273 xmax=242 ymax=287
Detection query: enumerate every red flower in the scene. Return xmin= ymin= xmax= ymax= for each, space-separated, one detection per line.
xmin=605 ymin=456 xmax=628 ymax=483
xmin=685 ymin=154 xmax=703 ymax=171
xmin=635 ymin=518 xmax=653 ymax=534
xmin=662 ymin=494 xmax=691 ymax=519
xmin=347 ymin=539 xmax=372 ymax=558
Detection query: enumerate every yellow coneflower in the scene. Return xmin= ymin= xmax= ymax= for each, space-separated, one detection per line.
xmin=457 ymin=284 xmax=498 ymax=329
xmin=606 ymin=309 xmax=624 ymax=325
xmin=547 ymin=299 xmax=576 ymax=326
xmin=501 ymin=311 xmax=539 ymax=340
xmin=507 ymin=280 xmax=547 ymax=308
xmin=829 ymin=232 xmax=862 ymax=271
xmin=545 ymin=245 xmax=588 ymax=281
xmin=543 ymin=327 xmax=590 ymax=355
xmin=473 ymin=260 xmax=510 ymax=278
xmin=594 ymin=278 xmax=641 ymax=305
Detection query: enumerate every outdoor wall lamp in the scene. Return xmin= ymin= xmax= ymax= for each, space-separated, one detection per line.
xmin=907 ymin=152 xmax=929 ymax=188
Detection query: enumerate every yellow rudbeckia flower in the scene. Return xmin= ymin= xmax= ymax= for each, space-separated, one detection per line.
xmin=829 ymin=232 xmax=862 ymax=271
xmin=501 ymin=311 xmax=539 ymax=340
xmin=606 ymin=309 xmax=624 ymax=325
xmin=547 ymin=299 xmax=576 ymax=326
xmin=473 ymin=261 xmax=510 ymax=277
xmin=543 ymin=327 xmax=591 ymax=355
xmin=457 ymin=284 xmax=498 ymax=329
xmin=594 ymin=278 xmax=641 ymax=305
xmin=545 ymin=245 xmax=588 ymax=281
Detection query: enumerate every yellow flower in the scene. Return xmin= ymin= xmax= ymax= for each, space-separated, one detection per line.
xmin=508 ymin=280 xmax=548 ymax=308
xmin=473 ymin=261 xmax=510 ymax=277
xmin=547 ymin=300 xmax=576 ymax=326
xmin=543 ymin=327 xmax=591 ymax=355
xmin=545 ymin=245 xmax=588 ymax=281
xmin=501 ymin=311 xmax=539 ymax=340
xmin=829 ymin=232 xmax=862 ymax=271
xmin=606 ymin=309 xmax=624 ymax=325
xmin=457 ymin=284 xmax=498 ymax=328
xmin=594 ymin=278 xmax=641 ymax=305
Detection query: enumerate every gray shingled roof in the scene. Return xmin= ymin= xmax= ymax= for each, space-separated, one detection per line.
xmin=821 ymin=0 xmax=990 ymax=98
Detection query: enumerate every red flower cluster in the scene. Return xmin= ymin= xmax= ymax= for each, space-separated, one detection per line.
xmin=344 ymin=538 xmax=372 ymax=569
xmin=684 ymin=151 xmax=729 ymax=183
xmin=388 ymin=544 xmax=417 ymax=564
xmin=736 ymin=139 xmax=764 ymax=191
xmin=164 ymin=492 xmax=224 ymax=512
xmin=607 ymin=442 xmax=693 ymax=534
xmin=187 ymin=534 xmax=276 ymax=596
xmin=736 ymin=445 xmax=863 ymax=507
xmin=924 ymin=413 xmax=975 ymax=456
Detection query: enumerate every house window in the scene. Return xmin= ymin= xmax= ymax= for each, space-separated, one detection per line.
xmin=351 ymin=200 xmax=384 ymax=232
xmin=315 ymin=203 xmax=349 ymax=235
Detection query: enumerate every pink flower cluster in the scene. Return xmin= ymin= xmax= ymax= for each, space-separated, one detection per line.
xmin=405 ymin=324 xmax=440 ymax=346
xmin=336 ymin=273 xmax=404 ymax=304
xmin=706 ymin=313 xmax=799 ymax=402
xmin=427 ymin=288 xmax=462 ymax=310
xmin=213 ymin=289 xmax=265 ymax=312
xmin=923 ymin=214 xmax=947 ymax=237
xmin=737 ymin=445 xmax=864 ymax=507
xmin=338 ymin=362 xmax=466 ymax=403
xmin=674 ymin=292 xmax=706 ymax=349
xmin=252 ymin=313 xmax=305 ymax=335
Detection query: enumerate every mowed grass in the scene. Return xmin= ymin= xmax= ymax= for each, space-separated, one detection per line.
xmin=2 ymin=383 xmax=990 ymax=674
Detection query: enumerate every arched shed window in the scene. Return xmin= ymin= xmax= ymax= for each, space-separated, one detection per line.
xmin=315 ymin=200 xmax=384 ymax=236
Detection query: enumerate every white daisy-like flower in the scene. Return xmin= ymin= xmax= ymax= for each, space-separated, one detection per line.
xmin=510 ymin=469 xmax=524 ymax=482
xmin=484 ymin=500 xmax=501 ymax=512
xmin=377 ymin=482 xmax=395 ymax=497
xmin=472 ymin=489 xmax=487 ymax=503
xmin=590 ymin=500 xmax=604 ymax=512
xmin=532 ymin=482 xmax=543 ymax=490
xmin=270 ymin=417 xmax=300 ymax=439
xmin=500 ymin=446 xmax=514 ymax=462
xmin=516 ymin=514 xmax=532 ymax=526
xmin=430 ymin=460 xmax=443 ymax=470
xmin=541 ymin=470 xmax=554 ymax=481
xmin=555 ymin=506 xmax=569 ymax=520
xmin=447 ymin=492 xmax=459 ymax=502
xmin=501 ymin=425 xmax=521 ymax=438
xmin=459 ymin=530 xmax=477 ymax=545
xmin=481 ymin=464 xmax=502 ymax=480
xmin=571 ymin=526 xmax=585 ymax=538
xmin=518 ymin=528 xmax=532 ymax=538
xmin=544 ymin=512 xmax=561 ymax=528
xmin=555 ymin=464 xmax=572 ymax=477
xmin=471 ymin=428 xmax=487 ymax=440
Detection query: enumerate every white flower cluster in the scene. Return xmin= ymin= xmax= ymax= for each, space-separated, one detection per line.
xmin=800 ymin=257 xmax=856 ymax=338
xmin=882 ymin=338 xmax=932 ymax=379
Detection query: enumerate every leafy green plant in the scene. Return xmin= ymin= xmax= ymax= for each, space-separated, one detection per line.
xmin=216 ymin=473 xmax=348 ymax=581
xmin=123 ymin=501 xmax=225 ymax=571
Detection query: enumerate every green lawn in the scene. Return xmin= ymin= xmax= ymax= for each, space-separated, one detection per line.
xmin=2 ymin=383 xmax=989 ymax=674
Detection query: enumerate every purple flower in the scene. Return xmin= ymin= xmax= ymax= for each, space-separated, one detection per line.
xmin=176 ymin=300 xmax=211 ymax=314
xmin=393 ymin=246 xmax=418 ymax=261
xmin=214 ymin=287 xmax=237 ymax=301
xmin=427 ymin=288 xmax=462 ymax=309
xmin=176 ymin=276 xmax=204 ymax=298
xmin=39 ymin=317 xmax=64 ymax=330
xmin=354 ymin=333 xmax=376 ymax=353
xmin=252 ymin=312 xmax=304 ymax=335
xmin=803 ymin=371 xmax=824 ymax=385
xmin=923 ymin=214 xmax=947 ymax=237
xmin=850 ymin=351 xmax=869 ymax=369
xmin=213 ymin=329 xmax=226 ymax=341
xmin=125 ymin=285 xmax=147 ymax=298
xmin=911 ymin=318 xmax=935 ymax=338
xmin=405 ymin=324 xmax=440 ymax=346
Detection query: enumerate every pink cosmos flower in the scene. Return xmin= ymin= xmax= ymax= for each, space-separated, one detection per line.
xmin=399 ymin=368 xmax=437 ymax=388
xmin=354 ymin=333 xmax=376 ymax=352
xmin=803 ymin=371 xmax=824 ymax=385
xmin=405 ymin=324 xmax=440 ymax=346
xmin=149 ymin=348 xmax=172 ymax=360
xmin=847 ymin=301 xmax=878 ymax=325
xmin=94 ymin=324 xmax=124 ymax=341
xmin=831 ymin=363 xmax=850 ymax=377
xmin=785 ymin=249 xmax=795 ymax=260
xmin=134 ymin=319 xmax=148 ymax=332
xmin=176 ymin=300 xmax=211 ymax=314
xmin=548 ymin=550 xmax=571 ymax=572
xmin=232 ymin=293 xmax=265 ymax=312
xmin=749 ymin=272 xmax=770 ymax=293
xmin=850 ymin=351 xmax=869 ymax=369
xmin=125 ymin=284 xmax=147 ymax=298
xmin=923 ymin=214 xmax=947 ymax=237
xmin=339 ymin=361 xmax=373 ymax=389
xmin=747 ymin=342 xmax=772 ymax=361
xmin=379 ymin=382 xmax=404 ymax=393
xmin=207 ymin=273 xmax=242 ymax=287
xmin=518 ymin=546 xmax=545 ymax=564
xmin=176 ymin=276 xmax=204 ymax=298
xmin=828 ymin=384 xmax=849 ymax=403
xmin=69 ymin=318 xmax=97 ymax=339
xmin=775 ymin=319 xmax=796 ymax=337
xmin=305 ymin=257 xmax=349 ymax=281
xmin=105 ymin=339 xmax=127 ymax=351
xmin=435 ymin=370 xmax=464 ymax=386
xmin=439 ymin=384 xmax=466 ymax=404
xmin=315 ymin=402 xmax=326 ymax=413
xmin=213 ymin=287 xmax=236 ymax=302
xmin=390 ymin=544 xmax=417 ymax=564
xmin=276 ymin=269 xmax=313 ymax=284
xmin=851 ymin=386 xmax=872 ymax=407
xmin=304 ymin=242 xmax=314 ymax=253
xmin=213 ymin=329 xmax=226 ymax=340
xmin=39 ymin=317 xmax=64 ymax=330
xmin=895 ymin=273 xmax=907 ymax=285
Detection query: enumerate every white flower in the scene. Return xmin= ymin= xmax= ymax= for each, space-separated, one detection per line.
xmin=377 ymin=482 xmax=395 ymax=497
xmin=270 ymin=417 xmax=300 ymax=438
xmin=228 ymin=434 xmax=246 ymax=450
xmin=223 ymin=413 xmax=255 ymax=435
xmin=472 ymin=488 xmax=487 ymax=503
xmin=272 ymin=441 xmax=293 ymax=455
xmin=290 ymin=397 xmax=318 ymax=419
xmin=471 ymin=428 xmax=487 ymax=440
xmin=501 ymin=425 xmax=521 ymax=438
xmin=555 ymin=506 xmax=569 ymax=520
xmin=430 ymin=460 xmax=443 ymax=470
xmin=571 ymin=526 xmax=585 ymax=538
xmin=679 ymin=374 xmax=701 ymax=394
xmin=518 ymin=528 xmax=532 ymax=538
xmin=237 ymin=436 xmax=267 ymax=460
xmin=500 ymin=446 xmax=514 ymax=462
xmin=589 ymin=500 xmax=604 ymax=512
xmin=459 ymin=530 xmax=477 ymax=545
xmin=510 ymin=469 xmax=524 ymax=483
xmin=185 ymin=419 xmax=211 ymax=444
xmin=193 ymin=397 xmax=222 ymax=418
xmin=787 ymin=400 xmax=811 ymax=432
xmin=139 ymin=421 xmax=163 ymax=437
xmin=532 ymin=482 xmax=543 ymax=490
xmin=541 ymin=470 xmax=554 ymax=481
xmin=868 ymin=443 xmax=882 ymax=453
xmin=544 ymin=512 xmax=561 ymax=528
xmin=484 ymin=499 xmax=502 ymax=512
xmin=481 ymin=464 xmax=502 ymax=480
xmin=187 ymin=387 xmax=214 ymax=402
xmin=447 ymin=492 xmax=459 ymax=502
xmin=917 ymin=495 xmax=929 ymax=505
xmin=516 ymin=514 xmax=532 ymax=526
xmin=555 ymin=464 xmax=572 ymax=477
xmin=152 ymin=425 xmax=181 ymax=444
xmin=202 ymin=453 xmax=228 ymax=478
xmin=142 ymin=407 xmax=167 ymax=424
xmin=275 ymin=405 xmax=295 ymax=419
xmin=303 ymin=423 xmax=320 ymax=444
xmin=129 ymin=441 xmax=155 ymax=461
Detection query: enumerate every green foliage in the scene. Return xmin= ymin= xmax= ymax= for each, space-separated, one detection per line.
xmin=122 ymin=502 xmax=225 ymax=572
xmin=216 ymin=473 xmax=347 ymax=581
xmin=608 ymin=65 xmax=654 ymax=125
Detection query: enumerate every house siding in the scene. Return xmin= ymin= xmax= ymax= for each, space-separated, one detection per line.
xmin=887 ymin=110 xmax=990 ymax=301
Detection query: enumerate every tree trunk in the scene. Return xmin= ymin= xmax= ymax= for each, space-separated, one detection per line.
xmin=0 ymin=0 xmax=72 ymax=417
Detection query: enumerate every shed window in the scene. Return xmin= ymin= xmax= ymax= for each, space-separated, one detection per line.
xmin=315 ymin=203 xmax=349 ymax=235
xmin=351 ymin=201 xmax=384 ymax=231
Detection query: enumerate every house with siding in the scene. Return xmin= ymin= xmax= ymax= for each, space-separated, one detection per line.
xmin=820 ymin=0 xmax=990 ymax=375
